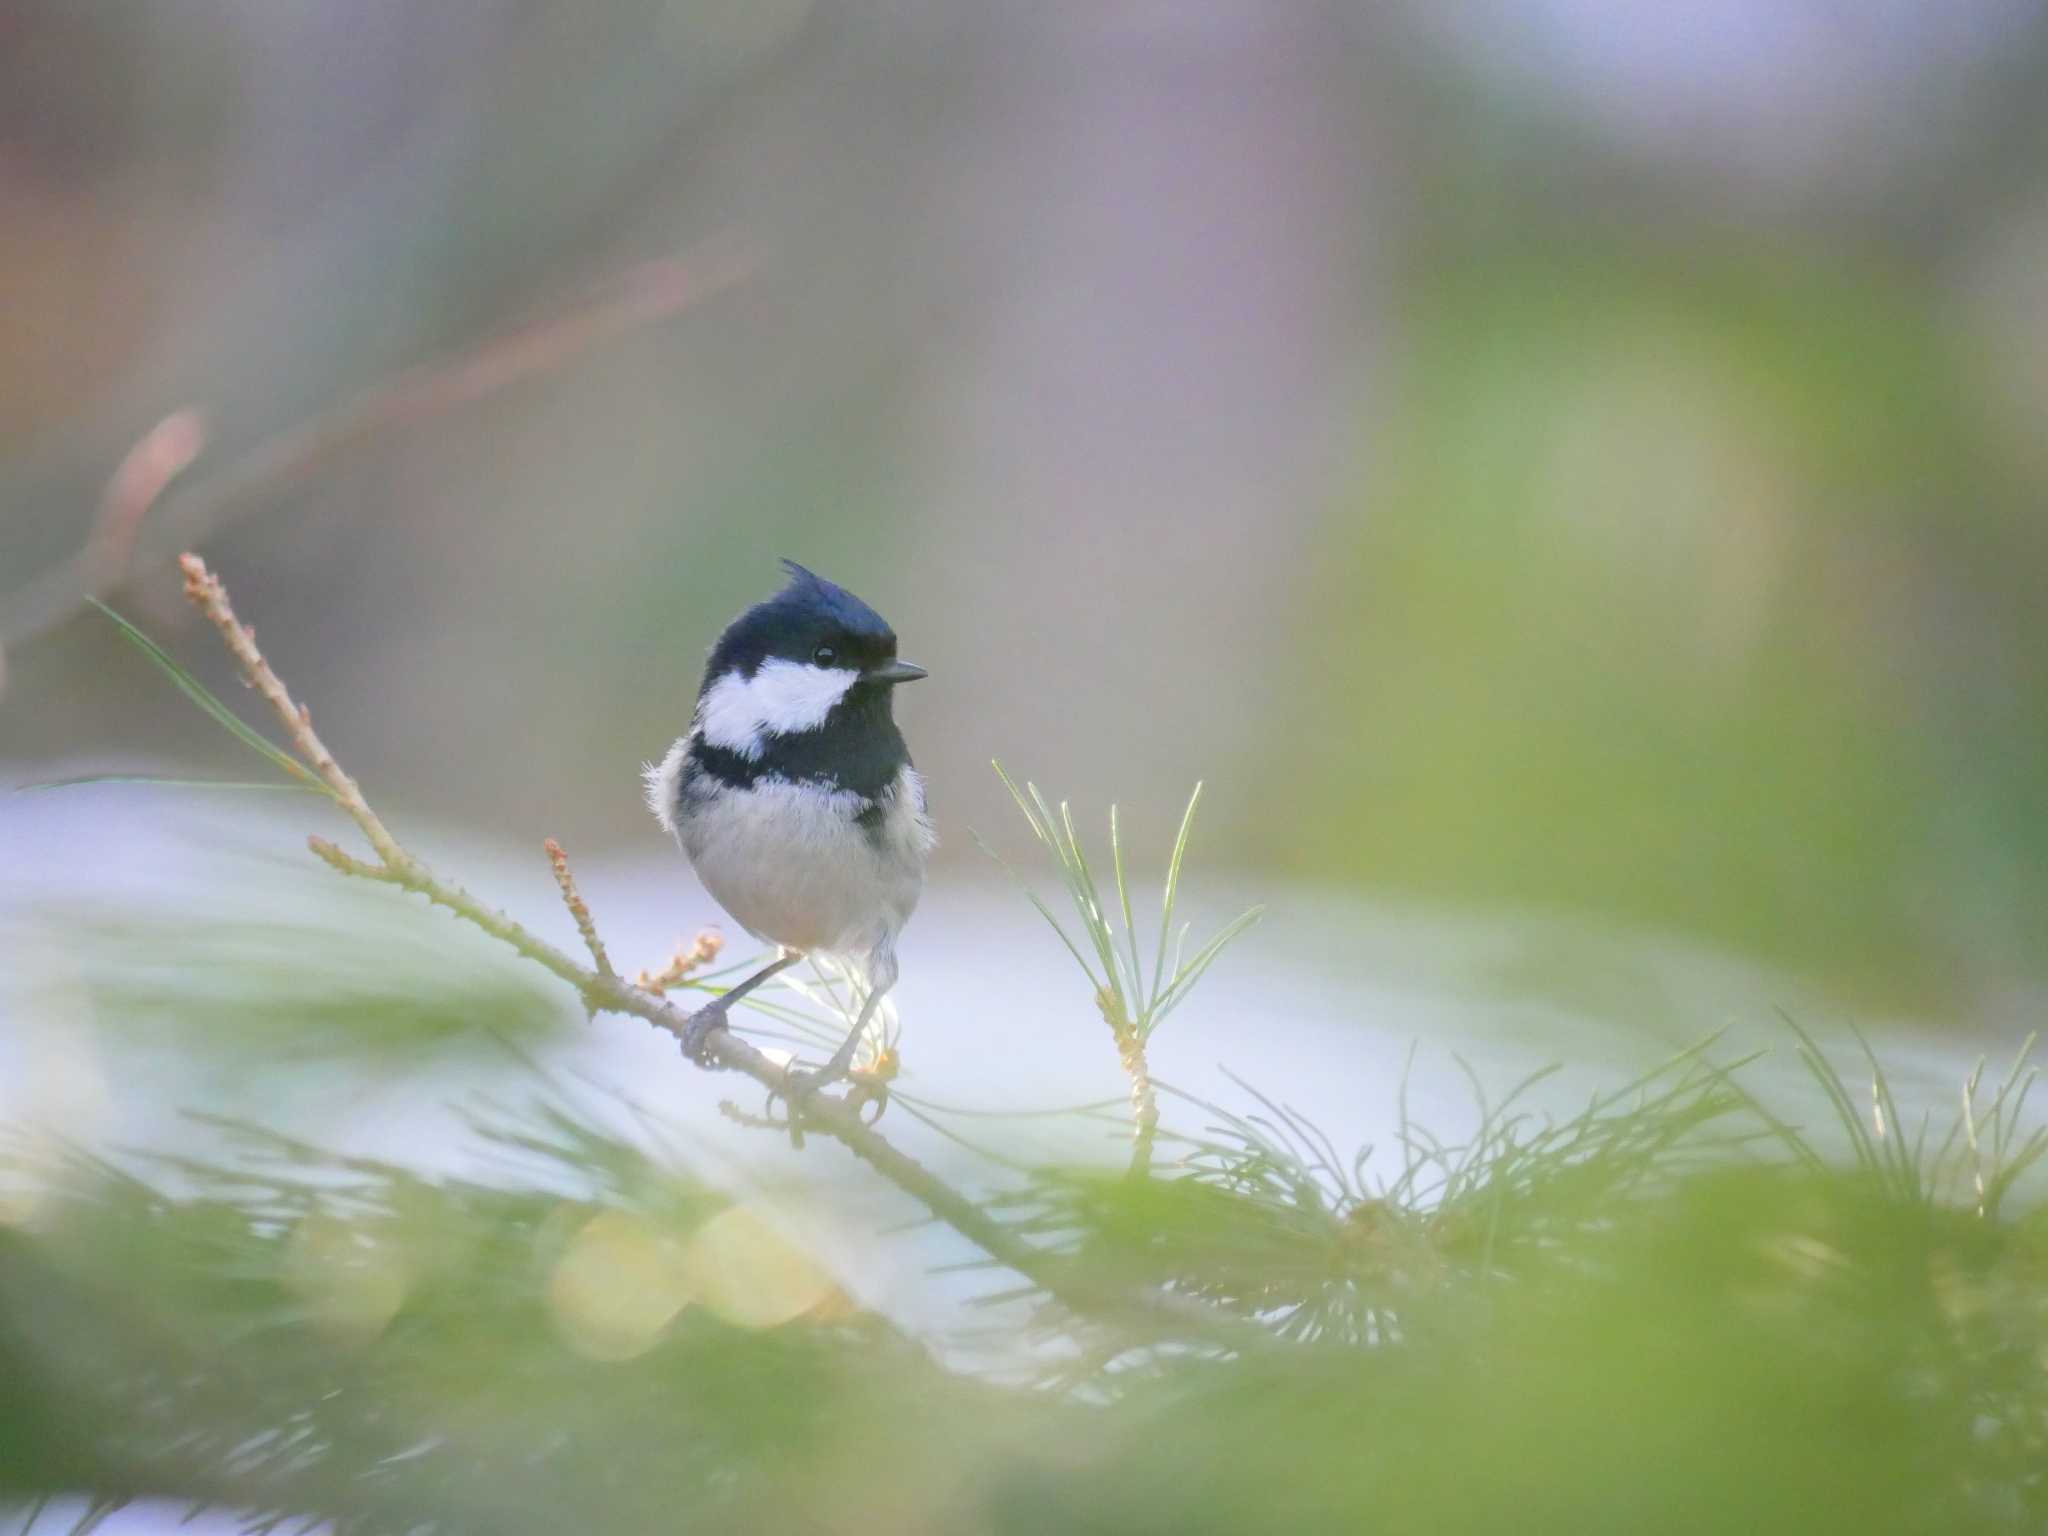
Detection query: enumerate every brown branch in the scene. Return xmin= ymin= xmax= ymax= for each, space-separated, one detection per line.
xmin=173 ymin=554 xmax=1264 ymax=1354
xmin=87 ymin=411 xmax=209 ymax=595
xmin=634 ymin=929 xmax=723 ymax=994
xmin=0 ymin=410 xmax=207 ymax=701
xmin=0 ymin=236 xmax=754 ymax=655
xmin=180 ymin=555 xmax=406 ymax=869
xmin=307 ymin=835 xmax=387 ymax=881
xmin=543 ymin=837 xmax=616 ymax=983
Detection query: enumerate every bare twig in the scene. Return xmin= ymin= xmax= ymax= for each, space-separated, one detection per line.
xmin=0 ymin=410 xmax=207 ymax=700
xmin=544 ymin=837 xmax=616 ymax=983
xmin=87 ymin=411 xmax=209 ymax=594
xmin=180 ymin=555 xmax=405 ymax=867
xmin=0 ymin=237 xmax=754 ymax=654
xmin=173 ymin=554 xmax=1264 ymax=1353
xmin=306 ymin=836 xmax=384 ymax=881
xmin=634 ymin=930 xmax=724 ymax=994
xmin=718 ymin=1098 xmax=787 ymax=1132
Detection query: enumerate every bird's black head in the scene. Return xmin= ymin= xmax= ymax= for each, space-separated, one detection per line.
xmin=701 ymin=560 xmax=921 ymax=690
xmin=684 ymin=562 xmax=926 ymax=799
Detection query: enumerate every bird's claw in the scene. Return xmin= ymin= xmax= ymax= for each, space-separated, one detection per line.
xmin=680 ymin=1002 xmax=730 ymax=1067
xmin=845 ymin=1074 xmax=890 ymax=1125
xmin=775 ymin=1061 xmax=851 ymax=1150
xmin=781 ymin=1062 xmax=846 ymax=1105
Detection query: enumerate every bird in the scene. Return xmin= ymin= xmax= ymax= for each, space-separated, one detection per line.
xmin=644 ymin=560 xmax=933 ymax=1096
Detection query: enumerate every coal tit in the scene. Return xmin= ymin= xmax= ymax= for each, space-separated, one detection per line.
xmin=644 ymin=560 xmax=933 ymax=1090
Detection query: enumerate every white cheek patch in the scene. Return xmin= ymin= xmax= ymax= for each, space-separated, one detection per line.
xmin=697 ymin=660 xmax=859 ymax=760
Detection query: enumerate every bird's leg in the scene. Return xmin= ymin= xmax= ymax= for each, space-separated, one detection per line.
xmin=785 ymin=981 xmax=891 ymax=1102
xmin=679 ymin=950 xmax=801 ymax=1065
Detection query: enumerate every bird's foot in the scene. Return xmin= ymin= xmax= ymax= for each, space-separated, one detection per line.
xmin=781 ymin=1060 xmax=848 ymax=1106
xmin=680 ymin=1001 xmax=730 ymax=1067
xmin=775 ymin=1060 xmax=851 ymax=1150
xmin=774 ymin=1024 xmax=875 ymax=1145
xmin=784 ymin=1022 xmax=876 ymax=1105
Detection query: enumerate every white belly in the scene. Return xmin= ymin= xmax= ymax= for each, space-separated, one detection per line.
xmin=677 ymin=769 xmax=931 ymax=962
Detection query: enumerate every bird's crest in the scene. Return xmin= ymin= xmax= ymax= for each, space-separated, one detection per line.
xmin=772 ymin=559 xmax=892 ymax=639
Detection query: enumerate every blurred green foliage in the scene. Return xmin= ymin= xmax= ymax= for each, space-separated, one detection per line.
xmin=4 ymin=1030 xmax=2044 ymax=1535
xmin=1291 ymin=241 xmax=2048 ymax=1001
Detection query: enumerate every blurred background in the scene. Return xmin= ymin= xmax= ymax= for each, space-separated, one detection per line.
xmin=7 ymin=7 xmax=2048 ymax=1532
xmin=5 ymin=0 xmax=2048 ymax=1018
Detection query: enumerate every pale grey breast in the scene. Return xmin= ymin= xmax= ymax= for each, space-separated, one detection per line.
xmin=676 ymin=762 xmax=932 ymax=964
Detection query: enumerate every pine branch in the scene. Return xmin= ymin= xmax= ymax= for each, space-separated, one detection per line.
xmin=173 ymin=553 xmax=1266 ymax=1353
xmin=544 ymin=836 xmax=617 ymax=986
xmin=986 ymin=770 xmax=1259 ymax=1182
xmin=633 ymin=929 xmax=724 ymax=994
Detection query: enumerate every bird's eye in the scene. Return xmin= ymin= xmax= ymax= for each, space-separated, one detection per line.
xmin=813 ymin=645 xmax=836 ymax=665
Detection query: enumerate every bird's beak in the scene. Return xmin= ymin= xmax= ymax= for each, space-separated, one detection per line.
xmin=867 ymin=658 xmax=929 ymax=686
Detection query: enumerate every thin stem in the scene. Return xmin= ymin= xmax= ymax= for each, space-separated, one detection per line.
xmin=180 ymin=555 xmax=404 ymax=869
xmin=634 ymin=930 xmax=725 ymax=993
xmin=544 ymin=837 xmax=617 ymax=983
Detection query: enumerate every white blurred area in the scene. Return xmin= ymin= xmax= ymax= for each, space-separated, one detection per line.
xmin=0 ymin=778 xmax=2002 ymax=1327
